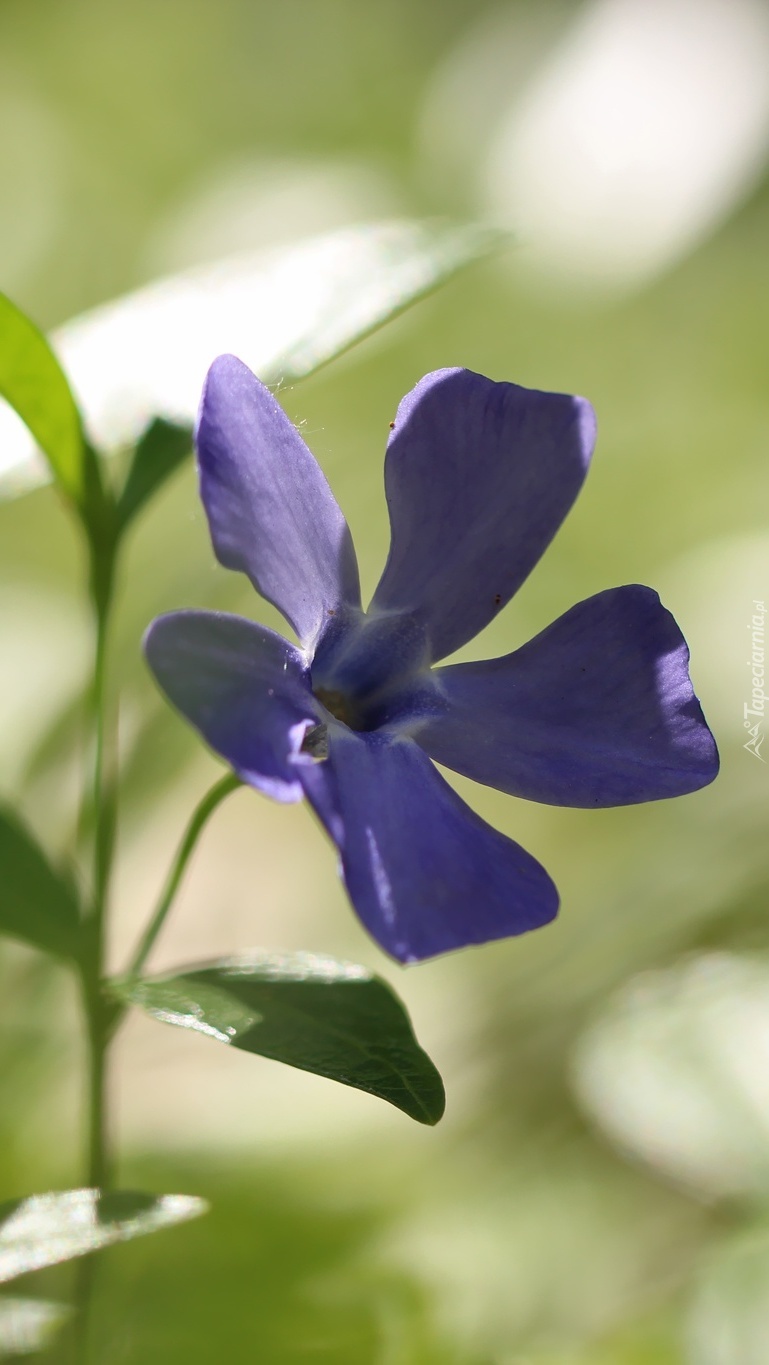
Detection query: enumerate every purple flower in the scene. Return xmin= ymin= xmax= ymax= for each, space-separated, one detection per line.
xmin=145 ymin=356 xmax=719 ymax=963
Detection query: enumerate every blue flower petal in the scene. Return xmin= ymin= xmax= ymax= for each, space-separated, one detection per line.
xmin=416 ymin=586 xmax=719 ymax=807
xmin=299 ymin=726 xmax=558 ymax=962
xmin=145 ymin=610 xmax=321 ymax=802
xmin=196 ymin=355 xmax=361 ymax=648
xmin=371 ymin=368 xmax=595 ymax=661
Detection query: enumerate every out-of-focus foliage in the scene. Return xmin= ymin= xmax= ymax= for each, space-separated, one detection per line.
xmin=574 ymin=952 xmax=769 ymax=1200
xmin=0 ymin=1296 xmax=69 ymax=1358
xmin=117 ymin=419 xmax=192 ymax=532
xmin=0 ymin=220 xmax=501 ymax=494
xmin=688 ymin=1223 xmax=769 ymax=1365
xmin=0 ymin=809 xmax=81 ymax=960
xmin=0 ymin=1190 xmax=207 ymax=1283
xmin=1 ymin=0 xmax=768 ymax=1362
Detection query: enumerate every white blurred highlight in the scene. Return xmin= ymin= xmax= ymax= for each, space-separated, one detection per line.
xmin=0 ymin=219 xmax=489 ymax=495
xmin=144 ymin=156 xmax=399 ymax=274
xmin=0 ymin=1298 xmax=69 ymax=1356
xmin=486 ymin=0 xmax=769 ymax=287
xmin=417 ymin=3 xmax=570 ymax=199
xmin=424 ymin=0 xmax=769 ymax=291
xmin=574 ymin=954 xmax=769 ymax=1198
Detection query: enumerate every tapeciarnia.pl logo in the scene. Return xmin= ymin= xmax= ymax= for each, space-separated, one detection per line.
xmin=744 ymin=599 xmax=766 ymax=761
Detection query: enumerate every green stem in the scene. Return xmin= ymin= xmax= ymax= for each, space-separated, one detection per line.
xmin=82 ymin=974 xmax=111 ymax=1188
xmin=67 ymin=498 xmax=239 ymax=1357
xmin=80 ymin=564 xmax=117 ymax=1182
xmin=90 ymin=597 xmax=115 ymax=917
xmin=71 ymin=541 xmax=118 ymax=1364
xmin=126 ymin=772 xmax=242 ymax=980
xmin=68 ymin=998 xmax=109 ymax=1362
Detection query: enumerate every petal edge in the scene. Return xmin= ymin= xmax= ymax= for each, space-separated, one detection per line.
xmin=372 ymin=368 xmax=596 ymax=660
xmin=416 ymin=586 xmax=720 ymax=807
xmin=196 ymin=355 xmax=361 ymax=647
xmin=145 ymin=609 xmax=320 ymax=802
xmin=300 ymin=727 xmax=558 ymax=962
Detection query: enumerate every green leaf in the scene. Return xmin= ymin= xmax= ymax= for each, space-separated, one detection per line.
xmin=0 ymin=809 xmax=81 ymax=960
xmin=260 ymin=220 xmax=506 ymax=385
xmin=0 ymin=1297 xmax=69 ymax=1357
xmin=0 ymin=293 xmax=87 ymax=507
xmin=117 ymin=951 xmax=446 ymax=1125
xmin=0 ymin=220 xmax=505 ymax=500
xmin=117 ymin=417 xmax=192 ymax=530
xmin=0 ymin=1190 xmax=207 ymax=1284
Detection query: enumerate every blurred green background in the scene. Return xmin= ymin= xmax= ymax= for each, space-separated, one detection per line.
xmin=1 ymin=0 xmax=769 ymax=1360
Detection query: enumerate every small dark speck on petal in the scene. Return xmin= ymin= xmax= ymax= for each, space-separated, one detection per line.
xmin=494 ymin=594 xmax=502 ymax=606
xmin=389 ymin=421 xmax=395 ymax=429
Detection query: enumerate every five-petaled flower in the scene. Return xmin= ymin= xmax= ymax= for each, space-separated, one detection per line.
xmin=145 ymin=357 xmax=718 ymax=963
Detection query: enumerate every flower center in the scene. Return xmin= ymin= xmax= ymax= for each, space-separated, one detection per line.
xmin=313 ymin=686 xmax=361 ymax=730
xmin=310 ymin=609 xmax=432 ymax=734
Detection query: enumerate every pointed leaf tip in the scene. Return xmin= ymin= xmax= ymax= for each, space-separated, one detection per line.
xmin=117 ymin=950 xmax=446 ymax=1125
xmin=117 ymin=417 xmax=192 ymax=530
xmin=0 ymin=292 xmax=86 ymax=506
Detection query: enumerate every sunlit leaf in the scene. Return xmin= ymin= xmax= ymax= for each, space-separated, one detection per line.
xmin=0 ymin=294 xmax=88 ymax=507
xmin=0 ymin=1297 xmax=69 ymax=1357
xmin=0 ymin=808 xmax=81 ymax=960
xmin=0 ymin=1190 xmax=207 ymax=1284
xmin=117 ymin=951 xmax=446 ymax=1125
xmin=117 ymin=417 xmax=192 ymax=530
xmin=0 ymin=220 xmax=503 ymax=499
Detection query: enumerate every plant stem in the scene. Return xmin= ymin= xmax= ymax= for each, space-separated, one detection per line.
xmin=68 ymin=504 xmax=239 ymax=1358
xmin=83 ymin=978 xmax=111 ymax=1187
xmin=71 ymin=542 xmax=117 ymax=1364
xmin=126 ymin=772 xmax=242 ymax=980
xmin=80 ymin=567 xmax=117 ymax=1183
xmin=90 ymin=597 xmax=116 ymax=919
xmin=68 ymin=999 xmax=109 ymax=1363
